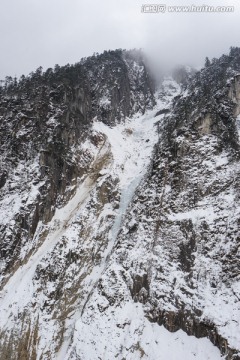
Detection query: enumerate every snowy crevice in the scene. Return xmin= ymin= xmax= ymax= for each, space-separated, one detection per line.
xmin=57 ymin=102 xmax=162 ymax=359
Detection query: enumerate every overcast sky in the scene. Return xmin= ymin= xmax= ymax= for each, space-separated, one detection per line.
xmin=0 ymin=0 xmax=240 ymax=79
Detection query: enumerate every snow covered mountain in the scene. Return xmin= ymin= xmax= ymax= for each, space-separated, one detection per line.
xmin=0 ymin=48 xmax=239 ymax=360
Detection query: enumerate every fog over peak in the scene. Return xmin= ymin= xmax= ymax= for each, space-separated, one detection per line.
xmin=0 ymin=0 xmax=239 ymax=78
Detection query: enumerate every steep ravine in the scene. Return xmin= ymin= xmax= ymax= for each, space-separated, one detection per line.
xmin=0 ymin=94 xmax=166 ymax=359
xmin=63 ymin=81 xmax=225 ymax=360
xmin=67 ymin=57 xmax=240 ymax=359
xmin=56 ymin=103 xmax=162 ymax=360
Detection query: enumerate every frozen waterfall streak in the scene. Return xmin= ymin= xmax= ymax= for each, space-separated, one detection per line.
xmin=76 ymin=107 xmax=172 ymax=320
xmin=0 ymin=137 xmax=110 ymax=329
xmin=79 ymin=171 xmax=144 ymax=318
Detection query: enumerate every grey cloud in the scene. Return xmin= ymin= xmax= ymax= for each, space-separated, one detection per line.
xmin=0 ymin=0 xmax=239 ymax=78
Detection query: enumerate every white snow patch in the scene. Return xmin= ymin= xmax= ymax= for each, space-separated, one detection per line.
xmin=69 ymin=301 xmax=223 ymax=360
xmin=168 ymin=206 xmax=216 ymax=224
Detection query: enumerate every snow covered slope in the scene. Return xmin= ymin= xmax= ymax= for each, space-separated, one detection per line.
xmin=0 ymin=48 xmax=240 ymax=360
xmin=0 ymin=75 xmax=224 ymax=360
xmin=68 ymin=302 xmax=223 ymax=360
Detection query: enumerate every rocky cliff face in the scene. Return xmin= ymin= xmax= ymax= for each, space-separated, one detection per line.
xmin=0 ymin=48 xmax=239 ymax=360
xmin=0 ymin=49 xmax=155 ymax=284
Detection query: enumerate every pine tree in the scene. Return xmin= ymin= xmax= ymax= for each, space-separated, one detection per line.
xmin=205 ymin=57 xmax=211 ymax=67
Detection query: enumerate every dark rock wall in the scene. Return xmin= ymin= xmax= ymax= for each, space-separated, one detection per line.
xmin=0 ymin=49 xmax=155 ymax=283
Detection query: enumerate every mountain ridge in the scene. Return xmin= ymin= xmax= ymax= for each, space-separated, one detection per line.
xmin=0 ymin=47 xmax=239 ymax=359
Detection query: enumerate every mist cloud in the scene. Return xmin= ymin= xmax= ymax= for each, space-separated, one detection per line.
xmin=0 ymin=0 xmax=239 ymax=78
